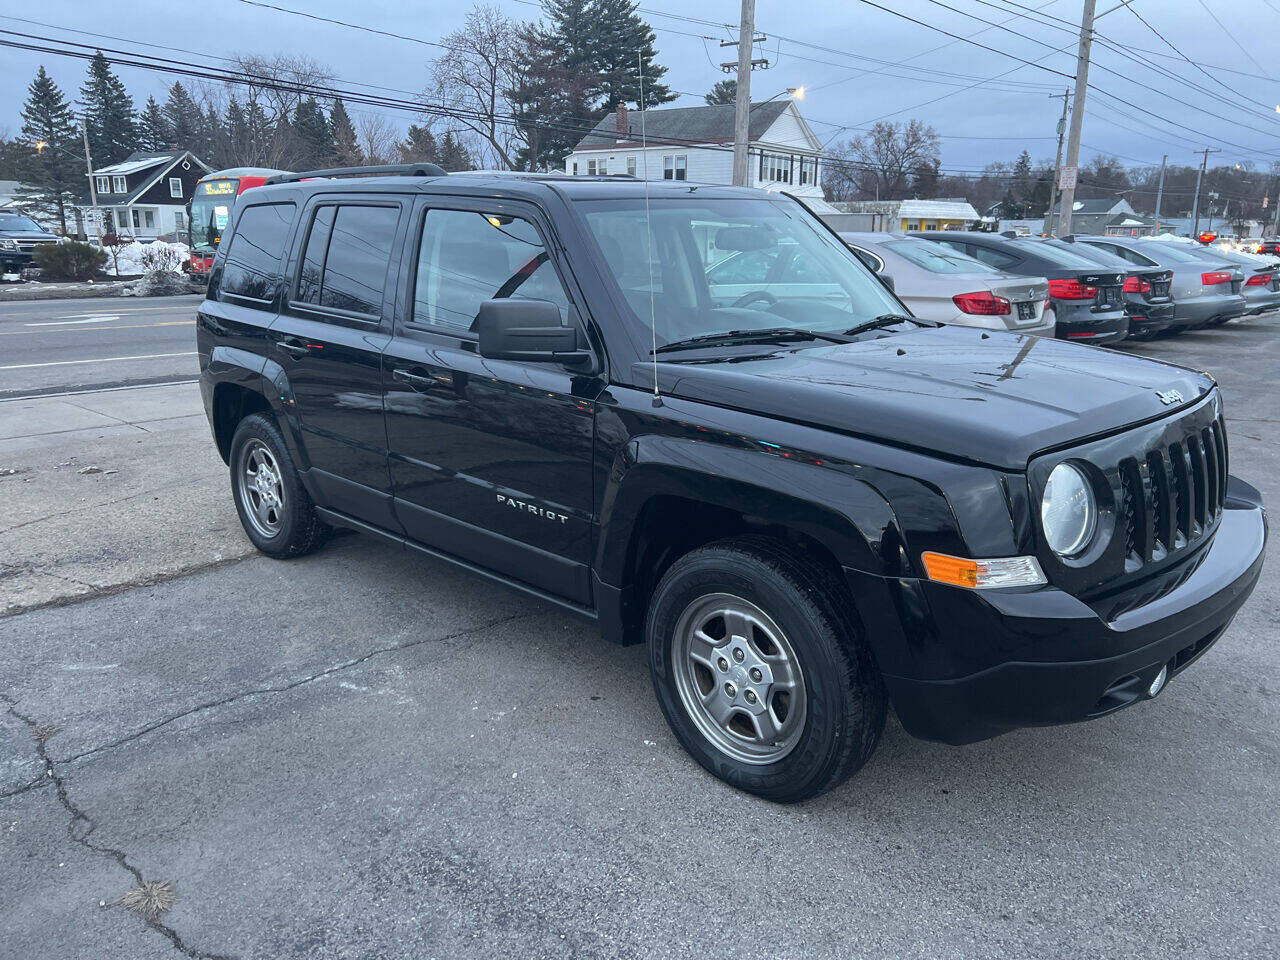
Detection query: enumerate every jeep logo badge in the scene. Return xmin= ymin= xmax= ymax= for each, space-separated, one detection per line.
xmin=1156 ymin=388 xmax=1184 ymax=406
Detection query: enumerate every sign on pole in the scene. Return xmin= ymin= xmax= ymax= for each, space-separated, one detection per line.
xmin=1058 ymin=165 xmax=1078 ymax=191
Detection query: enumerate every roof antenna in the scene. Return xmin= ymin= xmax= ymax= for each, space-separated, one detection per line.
xmin=638 ymin=50 xmax=662 ymax=407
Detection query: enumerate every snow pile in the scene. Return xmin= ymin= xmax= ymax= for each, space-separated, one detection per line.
xmin=103 ymin=240 xmax=190 ymax=277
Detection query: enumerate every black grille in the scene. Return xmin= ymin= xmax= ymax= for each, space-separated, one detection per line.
xmin=1118 ymin=414 xmax=1228 ymax=569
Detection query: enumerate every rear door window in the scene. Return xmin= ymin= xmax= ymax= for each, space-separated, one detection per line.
xmin=412 ymin=209 xmax=570 ymax=332
xmin=294 ymin=203 xmax=400 ymax=318
xmin=966 ymin=244 xmax=1020 ymax=270
xmin=219 ymin=203 xmax=295 ymax=304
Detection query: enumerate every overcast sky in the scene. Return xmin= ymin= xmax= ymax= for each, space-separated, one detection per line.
xmin=4 ymin=0 xmax=1279 ymax=173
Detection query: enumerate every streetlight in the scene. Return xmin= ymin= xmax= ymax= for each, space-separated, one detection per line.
xmin=34 ymin=140 xmax=47 ymax=154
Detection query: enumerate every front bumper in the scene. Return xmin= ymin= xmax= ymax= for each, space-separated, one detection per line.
xmin=877 ymin=476 xmax=1266 ymax=745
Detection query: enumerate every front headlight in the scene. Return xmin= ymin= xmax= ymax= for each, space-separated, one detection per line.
xmin=1041 ymin=461 xmax=1097 ymax=557
xmin=0 ymin=238 xmax=16 ymax=250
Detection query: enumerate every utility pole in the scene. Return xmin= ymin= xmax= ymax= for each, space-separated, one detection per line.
xmin=1191 ymin=147 xmax=1219 ymax=237
xmin=80 ymin=118 xmax=101 ymax=244
xmin=1045 ymin=89 xmax=1070 ymax=235
xmin=1272 ymin=176 xmax=1280 ymax=237
xmin=726 ymin=0 xmax=767 ymax=187
xmin=1153 ymin=154 xmax=1167 ymax=234
xmin=1056 ymin=0 xmax=1096 ymax=236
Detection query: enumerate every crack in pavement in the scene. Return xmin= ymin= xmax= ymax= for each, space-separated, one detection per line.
xmin=0 ymin=693 xmax=237 ymax=960
xmin=0 ymin=554 xmax=253 ymax=620
xmin=0 ymin=772 xmax=49 ymax=800
xmin=56 ymin=609 xmax=542 ymax=765
xmin=0 ymin=476 xmax=212 ymax=537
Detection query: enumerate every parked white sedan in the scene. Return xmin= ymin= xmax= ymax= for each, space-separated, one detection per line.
xmin=839 ymin=232 xmax=1053 ymax=335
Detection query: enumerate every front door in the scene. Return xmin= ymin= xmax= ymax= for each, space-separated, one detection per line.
xmin=382 ymin=198 xmax=602 ymax=604
xmin=267 ymin=195 xmax=409 ymax=530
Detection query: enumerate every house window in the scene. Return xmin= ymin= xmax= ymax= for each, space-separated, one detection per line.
xmin=662 ymin=155 xmax=687 ymax=180
xmin=131 ymin=209 xmax=141 ymax=229
xmin=112 ymin=175 xmax=126 ymax=193
xmin=169 ymin=177 xmax=183 ymax=198
xmin=627 ymin=156 xmax=637 ymax=176
xmin=587 ymin=158 xmax=600 ymax=175
xmin=572 ymin=162 xmax=579 ymax=175
xmin=174 ymin=211 xmax=185 ymax=232
xmin=95 ymin=175 xmax=110 ymax=194
xmin=761 ymin=154 xmax=792 ymax=184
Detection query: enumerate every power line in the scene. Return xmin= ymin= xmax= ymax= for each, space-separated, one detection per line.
xmin=1195 ymin=0 xmax=1274 ymax=81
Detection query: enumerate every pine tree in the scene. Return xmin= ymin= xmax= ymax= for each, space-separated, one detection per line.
xmin=705 ymin=79 xmax=736 ymax=106
xmin=537 ymin=0 xmax=605 ymax=164
xmin=591 ymin=0 xmax=674 ymax=110
xmin=137 ymin=97 xmax=169 ymax=151
xmin=293 ymin=98 xmax=333 ymax=169
xmin=161 ymin=82 xmax=202 ymax=149
xmin=436 ymin=131 xmax=474 ymax=172
xmin=329 ymin=98 xmax=361 ymax=165
xmin=16 ymin=67 xmax=82 ymax=234
xmin=79 ymin=52 xmax=136 ymax=167
xmin=399 ymin=124 xmax=438 ymax=164
xmin=226 ymin=97 xmax=250 ymax=165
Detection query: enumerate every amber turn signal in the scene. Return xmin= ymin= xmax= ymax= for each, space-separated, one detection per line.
xmin=921 ymin=551 xmax=1047 ymax=589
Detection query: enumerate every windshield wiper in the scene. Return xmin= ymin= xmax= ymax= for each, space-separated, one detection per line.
xmin=843 ymin=314 xmax=928 ymax=336
xmin=653 ymin=327 xmax=848 ymax=354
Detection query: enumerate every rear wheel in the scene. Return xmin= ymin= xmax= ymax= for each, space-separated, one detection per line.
xmin=647 ymin=537 xmax=886 ymax=803
xmin=229 ymin=414 xmax=327 ymax=558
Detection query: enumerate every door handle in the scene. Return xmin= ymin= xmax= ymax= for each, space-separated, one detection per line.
xmin=278 ymin=340 xmax=311 ymax=357
xmin=392 ymin=367 xmax=434 ymax=387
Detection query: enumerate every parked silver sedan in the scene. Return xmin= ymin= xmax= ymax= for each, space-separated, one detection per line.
xmin=839 ymin=232 xmax=1053 ymax=335
xmin=1073 ymin=236 xmax=1247 ymax=328
xmin=1204 ymin=246 xmax=1280 ymax=316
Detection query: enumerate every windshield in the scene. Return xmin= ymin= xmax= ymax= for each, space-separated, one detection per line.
xmin=189 ymin=178 xmax=239 ymax=254
xmin=1009 ymin=238 xmax=1103 ymax=268
xmin=0 ymin=215 xmax=45 ymax=232
xmin=577 ymin=196 xmax=903 ymax=347
xmin=883 ymin=238 xmax=999 ymax=274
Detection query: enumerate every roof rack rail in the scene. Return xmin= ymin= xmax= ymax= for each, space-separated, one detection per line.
xmin=264 ymin=163 xmax=447 ymax=185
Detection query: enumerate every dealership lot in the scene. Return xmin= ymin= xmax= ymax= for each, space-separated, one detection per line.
xmin=1 ymin=307 xmax=1277 ymax=959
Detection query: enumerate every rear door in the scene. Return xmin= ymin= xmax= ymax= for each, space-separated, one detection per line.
xmin=268 ymin=194 xmax=410 ymax=530
xmin=381 ymin=196 xmax=601 ymax=603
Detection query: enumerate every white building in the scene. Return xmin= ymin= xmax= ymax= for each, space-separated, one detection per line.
xmin=565 ymin=100 xmax=824 ymax=198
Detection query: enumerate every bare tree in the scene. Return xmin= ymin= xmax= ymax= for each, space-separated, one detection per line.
xmin=429 ymin=6 xmax=522 ymax=169
xmin=355 ymin=111 xmax=400 ymax=165
xmin=230 ymin=53 xmax=335 ymax=125
xmin=827 ymin=120 xmax=941 ymax=202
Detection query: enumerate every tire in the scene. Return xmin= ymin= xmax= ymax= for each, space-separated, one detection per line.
xmin=229 ymin=413 xmax=327 ymax=559
xmin=646 ymin=537 xmax=886 ymax=803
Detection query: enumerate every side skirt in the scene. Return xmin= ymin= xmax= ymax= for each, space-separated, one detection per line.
xmin=314 ymin=506 xmax=600 ymax=625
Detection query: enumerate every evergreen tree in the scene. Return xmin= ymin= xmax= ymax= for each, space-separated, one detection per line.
xmin=536 ymin=0 xmax=604 ymax=165
xmin=226 ymin=97 xmax=251 ymax=165
xmin=79 ymin=51 xmax=136 ymax=167
xmin=705 ymin=79 xmax=736 ymax=106
xmin=137 ymin=96 xmax=169 ymax=151
xmin=436 ymin=131 xmax=474 ymax=172
xmin=399 ymin=124 xmax=438 ymax=164
xmin=591 ymin=0 xmax=674 ymax=110
xmin=161 ymin=82 xmax=202 ymax=148
xmin=329 ymin=98 xmax=361 ymax=165
xmin=1012 ymin=150 xmax=1034 ymax=212
xmin=293 ymin=97 xmax=333 ymax=168
xmin=16 ymin=67 xmax=81 ymax=233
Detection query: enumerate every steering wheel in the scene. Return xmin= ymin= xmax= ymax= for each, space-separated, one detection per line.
xmin=732 ymin=290 xmax=779 ymax=309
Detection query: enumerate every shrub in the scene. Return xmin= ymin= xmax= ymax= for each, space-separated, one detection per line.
xmin=32 ymin=241 xmax=107 ymax=281
xmin=139 ymin=243 xmax=184 ymax=275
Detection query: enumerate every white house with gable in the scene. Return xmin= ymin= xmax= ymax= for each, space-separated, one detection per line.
xmin=565 ymin=100 xmax=824 ymax=198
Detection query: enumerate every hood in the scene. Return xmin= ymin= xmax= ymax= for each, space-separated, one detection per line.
xmin=645 ymin=326 xmax=1213 ymax=469
xmin=0 ymin=231 xmax=59 ymax=241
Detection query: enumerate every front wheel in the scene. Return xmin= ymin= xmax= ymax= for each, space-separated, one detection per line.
xmin=647 ymin=538 xmax=886 ymax=803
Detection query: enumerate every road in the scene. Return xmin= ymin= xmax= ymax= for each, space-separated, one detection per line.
xmin=0 ymin=295 xmax=203 ymax=399
xmin=1 ymin=308 xmax=1277 ymax=959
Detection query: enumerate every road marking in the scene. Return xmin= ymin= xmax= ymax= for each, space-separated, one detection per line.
xmin=0 ymin=351 xmax=196 ymax=370
xmin=25 ymin=315 xmax=121 ymax=326
xmin=0 ymin=320 xmax=196 ymax=336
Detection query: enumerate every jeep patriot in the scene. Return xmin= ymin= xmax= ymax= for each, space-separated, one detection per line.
xmin=198 ymin=165 xmax=1266 ymax=802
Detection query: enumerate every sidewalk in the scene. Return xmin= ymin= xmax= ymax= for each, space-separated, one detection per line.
xmin=0 ymin=382 xmax=254 ymax=614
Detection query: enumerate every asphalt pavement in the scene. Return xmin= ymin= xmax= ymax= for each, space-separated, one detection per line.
xmin=0 ymin=295 xmax=203 ymax=398
xmin=1 ymin=304 xmax=1277 ymax=959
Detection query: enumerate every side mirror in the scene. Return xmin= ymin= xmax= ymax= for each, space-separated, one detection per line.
xmin=877 ymin=272 xmax=896 ymax=293
xmin=476 ymin=299 xmax=591 ymax=367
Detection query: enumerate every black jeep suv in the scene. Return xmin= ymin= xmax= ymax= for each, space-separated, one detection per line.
xmin=198 ymin=165 xmax=1266 ymax=802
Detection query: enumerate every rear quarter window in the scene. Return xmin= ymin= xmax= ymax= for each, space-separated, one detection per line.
xmin=218 ymin=203 xmax=296 ymax=305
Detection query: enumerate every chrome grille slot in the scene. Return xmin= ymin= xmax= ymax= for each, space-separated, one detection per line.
xmin=1187 ymin=433 xmax=1208 ymax=529
xmin=1144 ymin=450 xmax=1173 ymax=561
xmin=1168 ymin=440 xmax=1190 ymax=547
xmin=1118 ymin=460 xmax=1142 ymax=568
xmin=1201 ymin=427 xmax=1219 ymax=519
